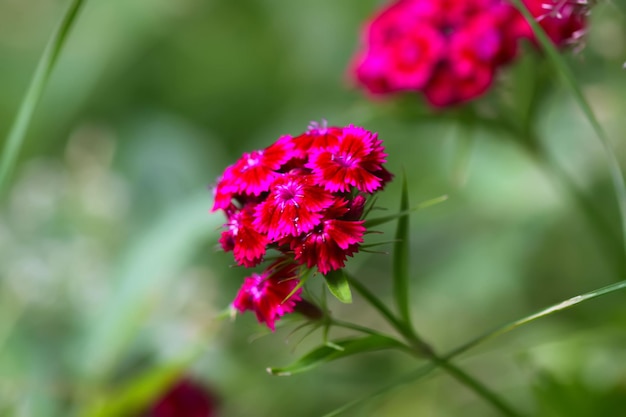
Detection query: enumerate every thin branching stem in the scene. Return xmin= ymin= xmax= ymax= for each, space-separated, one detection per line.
xmin=325 ymin=277 xmax=626 ymax=416
xmin=347 ymin=273 xmax=522 ymax=416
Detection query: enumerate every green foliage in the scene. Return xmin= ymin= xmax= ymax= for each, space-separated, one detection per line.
xmin=267 ymin=335 xmax=409 ymax=376
xmin=2 ymin=1 xmax=626 ymax=416
xmin=324 ymin=269 xmax=352 ymax=304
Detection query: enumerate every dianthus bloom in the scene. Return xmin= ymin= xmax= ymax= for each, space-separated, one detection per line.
xmin=142 ymin=378 xmax=218 ymax=417
xmin=232 ymin=261 xmax=302 ymax=331
xmin=212 ymin=122 xmax=392 ymax=330
xmin=351 ymin=0 xmax=589 ymax=107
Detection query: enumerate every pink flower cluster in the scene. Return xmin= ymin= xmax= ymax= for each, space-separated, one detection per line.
xmin=352 ymin=0 xmax=588 ymax=107
xmin=212 ymin=122 xmax=392 ymax=330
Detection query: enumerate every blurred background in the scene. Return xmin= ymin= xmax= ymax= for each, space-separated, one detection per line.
xmin=1 ymin=0 xmax=626 ymax=416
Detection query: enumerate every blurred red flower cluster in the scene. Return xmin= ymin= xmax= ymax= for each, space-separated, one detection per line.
xmin=143 ymin=378 xmax=218 ymax=417
xmin=352 ymin=0 xmax=587 ymax=107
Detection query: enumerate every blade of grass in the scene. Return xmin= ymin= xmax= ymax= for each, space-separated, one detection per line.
xmin=445 ymin=278 xmax=626 ymax=359
xmin=0 ymin=0 xmax=87 ymax=195
xmin=509 ymin=0 xmax=626 ymax=259
xmin=393 ymin=171 xmax=411 ymax=326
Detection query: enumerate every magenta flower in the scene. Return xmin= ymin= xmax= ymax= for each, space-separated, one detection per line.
xmin=306 ymin=125 xmax=388 ymax=193
xmin=424 ymin=62 xmax=494 ymax=108
xmin=253 ymin=171 xmax=335 ymax=240
xmin=291 ymin=122 xmax=342 ymax=160
xmin=233 ymin=261 xmax=302 ymax=331
xmin=284 ymin=198 xmax=366 ymax=274
xmin=211 ymin=138 xmax=293 ymax=211
xmin=355 ymin=24 xmax=445 ymax=92
xmin=212 ymin=122 xmax=393 ymax=330
xmin=351 ymin=0 xmax=589 ymax=107
xmin=143 ymin=378 xmax=218 ymax=417
xmin=219 ymin=205 xmax=268 ymax=268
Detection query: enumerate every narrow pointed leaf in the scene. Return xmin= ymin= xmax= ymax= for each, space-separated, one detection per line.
xmin=267 ymin=335 xmax=408 ymax=376
xmin=364 ymin=195 xmax=448 ymax=228
xmin=446 ymin=278 xmax=626 ymax=359
xmin=323 ymin=269 xmax=352 ymax=304
xmin=0 ymin=0 xmax=87 ymax=195
xmin=393 ymin=173 xmax=411 ymax=325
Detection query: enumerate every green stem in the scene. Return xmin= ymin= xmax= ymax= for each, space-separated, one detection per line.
xmin=347 ymin=274 xmax=433 ymax=355
xmin=327 ymin=277 xmax=626 ymax=416
xmin=347 ymin=274 xmax=521 ymax=416
xmin=0 ymin=0 xmax=87 ymax=195
xmin=509 ymin=0 xmax=626 ymax=261
xmin=434 ymin=358 xmax=522 ymax=417
xmin=393 ymin=172 xmax=412 ymax=326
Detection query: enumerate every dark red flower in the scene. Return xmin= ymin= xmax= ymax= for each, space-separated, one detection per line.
xmin=144 ymin=378 xmax=217 ymax=417
xmin=233 ymin=261 xmax=302 ymax=331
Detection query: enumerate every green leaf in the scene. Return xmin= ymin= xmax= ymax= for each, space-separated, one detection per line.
xmin=0 ymin=0 xmax=87 ymax=195
xmin=393 ymin=172 xmax=411 ymax=325
xmin=364 ymin=195 xmax=448 ymax=228
xmin=267 ymin=335 xmax=408 ymax=376
xmin=446 ymin=278 xmax=626 ymax=359
xmin=323 ymin=269 xmax=352 ymax=304
xmin=509 ymin=0 xmax=626 ymax=259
